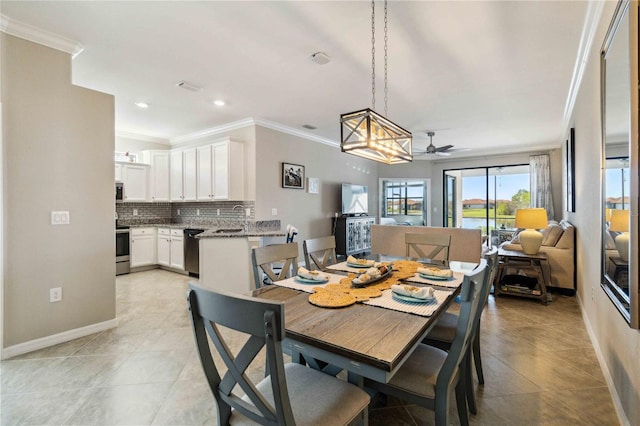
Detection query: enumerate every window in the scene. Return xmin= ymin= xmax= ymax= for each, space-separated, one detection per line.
xmin=379 ymin=179 xmax=430 ymax=226
xmin=443 ymin=165 xmax=530 ymax=237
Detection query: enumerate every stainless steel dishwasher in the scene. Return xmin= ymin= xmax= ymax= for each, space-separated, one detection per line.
xmin=184 ymin=228 xmax=205 ymax=276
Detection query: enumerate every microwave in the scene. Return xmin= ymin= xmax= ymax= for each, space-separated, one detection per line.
xmin=115 ymin=182 xmax=124 ymax=202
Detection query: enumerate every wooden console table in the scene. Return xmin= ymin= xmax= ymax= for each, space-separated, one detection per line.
xmin=495 ymin=248 xmax=551 ymax=304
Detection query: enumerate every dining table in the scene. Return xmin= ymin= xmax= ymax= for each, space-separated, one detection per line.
xmin=250 ymin=258 xmax=475 ymax=385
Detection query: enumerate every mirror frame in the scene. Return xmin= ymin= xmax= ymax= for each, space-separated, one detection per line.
xmin=601 ymin=0 xmax=639 ymax=328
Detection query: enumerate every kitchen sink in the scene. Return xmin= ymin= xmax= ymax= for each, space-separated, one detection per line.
xmin=214 ymin=228 xmax=244 ymax=233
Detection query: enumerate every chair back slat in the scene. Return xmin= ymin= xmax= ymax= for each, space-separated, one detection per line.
xmin=187 ymin=282 xmax=295 ymax=425
xmin=405 ymin=233 xmax=451 ymax=265
xmin=303 ymin=236 xmax=337 ymax=270
xmin=251 ymin=243 xmax=299 ymax=288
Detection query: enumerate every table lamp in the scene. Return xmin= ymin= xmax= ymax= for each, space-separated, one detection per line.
xmin=515 ymin=208 xmax=548 ymax=255
xmin=609 ymin=209 xmax=629 ymax=261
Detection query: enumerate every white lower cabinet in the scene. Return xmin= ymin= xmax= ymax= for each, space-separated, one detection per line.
xmin=157 ymin=228 xmax=184 ymax=270
xmin=131 ymin=228 xmax=157 ymax=267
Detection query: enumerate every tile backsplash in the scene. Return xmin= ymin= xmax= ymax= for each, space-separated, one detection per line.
xmin=116 ymin=201 xmax=255 ymax=226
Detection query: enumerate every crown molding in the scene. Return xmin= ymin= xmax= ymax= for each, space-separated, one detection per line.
xmin=0 ymin=14 xmax=84 ymax=58
xmin=115 ymin=131 xmax=171 ymax=145
xmin=171 ymin=117 xmax=340 ymax=147
xmin=562 ymin=1 xmax=605 ymax=132
xmin=252 ymin=118 xmax=339 ymax=147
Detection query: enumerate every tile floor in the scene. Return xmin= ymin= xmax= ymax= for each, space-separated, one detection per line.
xmin=1 ymin=269 xmax=620 ymax=425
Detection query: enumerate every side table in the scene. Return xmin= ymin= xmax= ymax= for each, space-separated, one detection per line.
xmin=495 ymin=248 xmax=551 ymax=304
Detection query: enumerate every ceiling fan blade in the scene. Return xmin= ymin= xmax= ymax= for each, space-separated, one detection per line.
xmin=436 ymin=151 xmax=451 ymax=156
xmin=435 ymin=144 xmax=454 ymax=152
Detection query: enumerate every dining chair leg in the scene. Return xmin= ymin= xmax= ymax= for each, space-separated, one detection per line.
xmin=216 ymin=400 xmax=232 ymax=425
xmin=472 ymin=330 xmax=485 ymax=384
xmin=464 ymin=351 xmax=478 ymax=415
xmin=455 ymin=380 xmax=470 ymax=426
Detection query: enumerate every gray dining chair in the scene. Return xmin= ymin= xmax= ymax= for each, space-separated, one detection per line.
xmin=421 ymin=247 xmax=499 ymax=415
xmin=364 ymin=259 xmax=488 ymax=426
xmin=405 ymin=233 xmax=451 ymax=265
xmin=251 ymin=243 xmax=299 ymax=289
xmin=187 ymin=282 xmax=370 ymax=425
xmin=303 ymin=236 xmax=337 ymax=271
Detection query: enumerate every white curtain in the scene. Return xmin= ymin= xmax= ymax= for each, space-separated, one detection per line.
xmin=529 ymin=154 xmax=554 ymax=220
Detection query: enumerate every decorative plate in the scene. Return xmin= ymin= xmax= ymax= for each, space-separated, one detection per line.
xmin=418 ymin=273 xmax=453 ymax=281
xmin=295 ymin=276 xmax=330 ymax=284
xmin=392 ymin=292 xmax=436 ymax=304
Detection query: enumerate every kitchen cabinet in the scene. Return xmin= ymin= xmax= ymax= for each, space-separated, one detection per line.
xmin=116 ymin=162 xmax=149 ymax=202
xmin=196 ymin=140 xmax=244 ymax=201
xmin=143 ymin=151 xmax=170 ymax=202
xmin=170 ymin=148 xmax=197 ymax=201
xmin=131 ymin=227 xmax=156 ymax=267
xmin=157 ymin=228 xmax=184 ymax=270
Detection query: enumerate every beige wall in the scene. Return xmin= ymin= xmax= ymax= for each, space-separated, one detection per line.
xmin=254 ymin=126 xmax=378 ymax=244
xmin=569 ymin=2 xmax=640 ymax=424
xmin=2 ymin=35 xmax=116 ymax=348
xmin=115 ymin=135 xmax=170 ymax=158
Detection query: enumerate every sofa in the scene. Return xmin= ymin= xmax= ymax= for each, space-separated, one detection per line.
xmin=500 ymin=220 xmax=575 ymax=291
xmin=370 ymin=225 xmax=482 ymax=263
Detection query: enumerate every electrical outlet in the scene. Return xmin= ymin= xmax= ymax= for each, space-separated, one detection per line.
xmin=51 ymin=211 xmax=70 ymax=225
xmin=334 ymin=212 xmax=339 ymax=218
xmin=177 ymin=208 xmax=181 ymax=215
xmin=50 ymin=287 xmax=62 ymax=303
xmin=272 ymin=208 xmax=277 ymax=216
xmin=245 ymin=208 xmax=251 ymax=217
xmin=591 ymin=286 xmax=595 ymax=301
xmin=197 ymin=209 xmax=200 ymax=216
xmin=217 ymin=209 xmax=220 ymax=216
xmin=133 ymin=209 xmax=138 ymax=216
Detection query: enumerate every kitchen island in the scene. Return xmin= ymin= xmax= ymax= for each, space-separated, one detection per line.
xmin=198 ymin=226 xmax=286 ymax=294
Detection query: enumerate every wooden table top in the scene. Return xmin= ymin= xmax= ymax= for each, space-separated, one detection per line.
xmin=252 ymin=285 xmax=458 ymax=374
xmin=498 ymin=248 xmax=548 ymax=260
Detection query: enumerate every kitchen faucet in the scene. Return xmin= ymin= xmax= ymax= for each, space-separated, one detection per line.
xmin=232 ymin=204 xmax=248 ymax=231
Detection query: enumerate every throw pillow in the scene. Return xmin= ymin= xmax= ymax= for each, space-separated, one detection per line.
xmin=541 ymin=223 xmax=563 ymax=247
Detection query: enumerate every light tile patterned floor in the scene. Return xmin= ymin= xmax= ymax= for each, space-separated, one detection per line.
xmin=0 ymin=269 xmax=620 ymax=425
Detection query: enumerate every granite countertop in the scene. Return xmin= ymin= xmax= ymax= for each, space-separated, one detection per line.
xmin=119 ymin=221 xmax=285 ymax=238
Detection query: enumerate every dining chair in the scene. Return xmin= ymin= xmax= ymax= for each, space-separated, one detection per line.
xmin=251 ymin=242 xmax=299 ymax=289
xmin=187 ymin=282 xmax=370 ymax=425
xmin=364 ymin=259 xmax=488 ymax=426
xmin=303 ymin=236 xmax=337 ymax=271
xmin=405 ymin=233 xmax=451 ymax=265
xmin=421 ymin=247 xmax=499 ymax=415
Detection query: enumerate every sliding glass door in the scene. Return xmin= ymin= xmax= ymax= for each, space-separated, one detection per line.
xmin=443 ymin=165 xmax=529 ymax=235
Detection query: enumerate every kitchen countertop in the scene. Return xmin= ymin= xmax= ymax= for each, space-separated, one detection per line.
xmin=119 ymin=222 xmax=285 ymax=238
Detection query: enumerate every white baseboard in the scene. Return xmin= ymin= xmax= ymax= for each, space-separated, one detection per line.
xmin=576 ymin=293 xmax=630 ymax=426
xmin=1 ymin=319 xmax=117 ymax=360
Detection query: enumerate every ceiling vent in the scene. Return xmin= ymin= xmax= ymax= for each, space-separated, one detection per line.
xmin=302 ymin=124 xmax=317 ymax=130
xmin=176 ymin=81 xmax=202 ymax=92
xmin=310 ymin=52 xmax=330 ymax=65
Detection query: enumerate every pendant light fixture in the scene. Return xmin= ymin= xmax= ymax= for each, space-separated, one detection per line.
xmin=340 ymin=0 xmax=412 ymax=164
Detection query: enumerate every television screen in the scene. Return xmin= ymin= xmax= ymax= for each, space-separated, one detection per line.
xmin=342 ymin=184 xmax=368 ymax=215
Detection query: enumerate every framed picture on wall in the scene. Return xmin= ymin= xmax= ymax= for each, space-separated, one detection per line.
xmin=282 ymin=162 xmax=305 ymax=189
xmin=565 ymin=128 xmax=576 ymax=212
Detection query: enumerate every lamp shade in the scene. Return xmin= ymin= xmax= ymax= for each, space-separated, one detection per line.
xmin=609 ymin=209 xmax=629 ymax=232
xmin=515 ymin=208 xmax=548 ymax=230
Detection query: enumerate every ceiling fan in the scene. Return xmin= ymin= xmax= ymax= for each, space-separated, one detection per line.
xmin=414 ymin=131 xmax=470 ymax=157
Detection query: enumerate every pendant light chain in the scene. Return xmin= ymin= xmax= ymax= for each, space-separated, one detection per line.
xmin=371 ymin=0 xmax=376 ymax=111
xmin=384 ymin=0 xmax=388 ymax=117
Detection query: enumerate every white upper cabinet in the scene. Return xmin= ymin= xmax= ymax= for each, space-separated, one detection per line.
xmin=170 ymin=148 xmax=197 ymax=202
xmin=196 ymin=140 xmax=244 ymax=201
xmin=143 ymin=151 xmax=170 ymax=202
xmin=116 ymin=162 xmax=149 ymax=202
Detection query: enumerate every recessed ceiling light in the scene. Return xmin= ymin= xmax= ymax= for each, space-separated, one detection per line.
xmin=213 ymin=100 xmax=225 ymax=107
xmin=134 ymin=101 xmax=149 ymax=108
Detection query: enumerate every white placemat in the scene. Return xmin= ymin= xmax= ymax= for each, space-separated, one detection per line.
xmin=326 ymin=261 xmax=374 ymax=274
xmin=363 ymin=288 xmax=454 ymax=317
xmin=272 ymin=273 xmax=346 ymax=293
xmin=403 ymin=271 xmax=465 ymax=289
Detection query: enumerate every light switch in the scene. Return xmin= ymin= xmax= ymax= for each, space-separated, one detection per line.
xmin=271 ymin=208 xmax=278 ymax=216
xmin=51 ymin=211 xmax=70 ymax=225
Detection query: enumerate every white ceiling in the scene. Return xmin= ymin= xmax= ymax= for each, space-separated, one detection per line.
xmin=1 ymin=1 xmax=595 ymax=159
